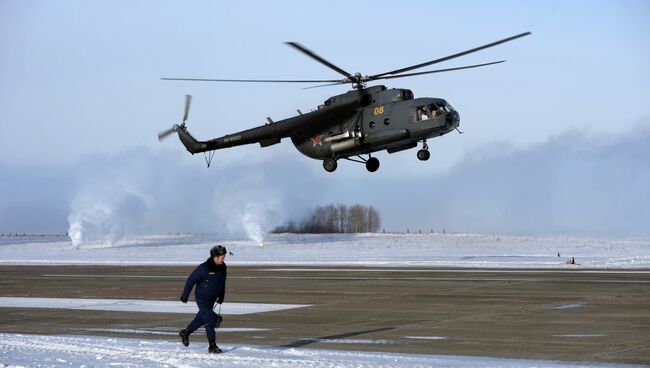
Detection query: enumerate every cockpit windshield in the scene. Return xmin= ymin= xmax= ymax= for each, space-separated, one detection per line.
xmin=416 ymin=101 xmax=455 ymax=121
xmin=429 ymin=101 xmax=454 ymax=113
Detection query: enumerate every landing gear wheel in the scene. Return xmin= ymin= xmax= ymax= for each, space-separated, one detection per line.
xmin=417 ymin=149 xmax=430 ymax=161
xmin=323 ymin=158 xmax=338 ymax=172
xmin=365 ymin=157 xmax=380 ymax=172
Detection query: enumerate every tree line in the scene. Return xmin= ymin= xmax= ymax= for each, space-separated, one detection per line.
xmin=272 ymin=204 xmax=381 ymax=233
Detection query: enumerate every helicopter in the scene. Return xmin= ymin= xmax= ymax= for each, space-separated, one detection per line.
xmin=158 ymin=32 xmax=530 ymax=172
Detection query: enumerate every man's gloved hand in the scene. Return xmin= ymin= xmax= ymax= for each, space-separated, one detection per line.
xmin=217 ymin=298 xmax=223 ymax=305
xmin=180 ymin=295 xmax=188 ymax=304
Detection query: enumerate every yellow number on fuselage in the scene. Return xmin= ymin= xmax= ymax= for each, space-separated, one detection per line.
xmin=373 ymin=106 xmax=385 ymax=116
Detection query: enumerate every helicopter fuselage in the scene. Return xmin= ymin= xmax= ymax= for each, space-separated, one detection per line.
xmin=291 ymin=85 xmax=459 ymax=160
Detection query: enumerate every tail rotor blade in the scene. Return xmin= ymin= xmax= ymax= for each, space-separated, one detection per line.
xmin=183 ymin=94 xmax=192 ymax=124
xmin=157 ymin=125 xmax=177 ymax=141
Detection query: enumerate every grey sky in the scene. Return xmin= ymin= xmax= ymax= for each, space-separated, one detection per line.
xmin=1 ymin=1 xmax=649 ymax=237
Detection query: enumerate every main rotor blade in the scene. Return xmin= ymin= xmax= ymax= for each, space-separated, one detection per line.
xmin=161 ymin=77 xmax=343 ymax=83
xmin=302 ymin=81 xmax=348 ymax=90
xmin=183 ymin=94 xmax=192 ymax=123
xmin=285 ymin=42 xmax=352 ymax=78
xmin=372 ymin=60 xmax=506 ymax=81
xmin=370 ymin=32 xmax=531 ymax=79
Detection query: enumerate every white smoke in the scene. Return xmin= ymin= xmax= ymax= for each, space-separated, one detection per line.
xmin=63 ymin=148 xmax=311 ymax=248
xmin=67 ymin=180 xmax=149 ymax=248
xmin=65 ymin=150 xmax=164 ymax=248
xmin=212 ymin=170 xmax=283 ymax=246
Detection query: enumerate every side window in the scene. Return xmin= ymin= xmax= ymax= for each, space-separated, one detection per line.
xmin=416 ymin=106 xmax=430 ymax=121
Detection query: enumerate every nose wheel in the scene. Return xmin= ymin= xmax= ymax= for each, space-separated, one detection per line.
xmin=417 ymin=140 xmax=430 ymax=161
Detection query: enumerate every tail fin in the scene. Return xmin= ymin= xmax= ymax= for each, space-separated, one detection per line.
xmin=177 ymin=127 xmax=209 ymax=154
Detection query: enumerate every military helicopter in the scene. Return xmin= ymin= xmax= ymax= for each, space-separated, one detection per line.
xmin=158 ymin=32 xmax=530 ymax=172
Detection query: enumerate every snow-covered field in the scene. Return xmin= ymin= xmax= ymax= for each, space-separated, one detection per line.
xmin=1 ymin=233 xmax=649 ymax=367
xmin=1 ymin=232 xmax=649 ymax=268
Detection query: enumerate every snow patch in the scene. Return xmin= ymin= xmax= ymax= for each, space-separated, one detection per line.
xmin=1 ymin=333 xmax=639 ymax=368
xmin=0 ymin=297 xmax=310 ymax=315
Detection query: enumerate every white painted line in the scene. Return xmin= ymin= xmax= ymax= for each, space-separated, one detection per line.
xmin=553 ymin=334 xmax=607 ymax=338
xmin=227 ymin=276 xmax=650 ymax=284
xmin=298 ymin=338 xmax=395 ymax=344
xmin=42 ymin=274 xmax=185 ymax=279
xmin=551 ymin=303 xmax=585 ymax=310
xmin=403 ymin=336 xmax=449 ymax=340
xmin=0 ymin=297 xmax=310 ymax=315
xmin=261 ymin=268 xmax=650 ymax=274
xmin=82 ymin=328 xmax=270 ymax=335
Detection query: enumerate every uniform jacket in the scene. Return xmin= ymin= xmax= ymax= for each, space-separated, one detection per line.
xmin=182 ymin=257 xmax=227 ymax=305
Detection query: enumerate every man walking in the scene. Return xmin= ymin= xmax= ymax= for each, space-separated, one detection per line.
xmin=179 ymin=244 xmax=228 ymax=353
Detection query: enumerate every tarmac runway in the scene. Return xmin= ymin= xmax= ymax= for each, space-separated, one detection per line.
xmin=1 ymin=265 xmax=649 ymax=365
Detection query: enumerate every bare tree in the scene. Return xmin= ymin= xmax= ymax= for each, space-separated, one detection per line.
xmin=338 ymin=204 xmax=350 ymax=233
xmin=325 ymin=204 xmax=339 ymax=233
xmin=349 ymin=204 xmax=365 ymax=233
xmin=368 ymin=206 xmax=381 ymax=232
xmin=272 ymin=203 xmax=381 ymax=234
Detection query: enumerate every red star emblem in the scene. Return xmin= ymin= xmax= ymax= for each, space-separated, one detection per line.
xmin=311 ymin=134 xmax=323 ymax=147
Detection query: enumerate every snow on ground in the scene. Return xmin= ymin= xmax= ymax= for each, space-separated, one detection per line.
xmin=1 ymin=333 xmax=646 ymax=368
xmin=2 ymin=233 xmax=649 ymax=367
xmin=0 ymin=233 xmax=649 ymax=268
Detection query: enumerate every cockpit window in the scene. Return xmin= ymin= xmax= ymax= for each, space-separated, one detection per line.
xmin=429 ymin=101 xmax=455 ymax=115
xmin=432 ymin=102 xmax=447 ymax=111
xmin=416 ymin=101 xmax=455 ymax=121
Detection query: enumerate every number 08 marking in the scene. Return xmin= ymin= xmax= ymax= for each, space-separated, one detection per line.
xmin=373 ymin=106 xmax=385 ymax=116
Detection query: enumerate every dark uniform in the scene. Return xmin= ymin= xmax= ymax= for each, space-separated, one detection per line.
xmin=179 ymin=245 xmax=227 ymax=353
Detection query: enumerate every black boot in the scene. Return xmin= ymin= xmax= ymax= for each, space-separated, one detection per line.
xmin=208 ymin=337 xmax=222 ymax=354
xmin=179 ymin=329 xmax=190 ymax=347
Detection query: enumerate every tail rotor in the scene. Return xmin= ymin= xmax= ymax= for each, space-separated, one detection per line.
xmin=182 ymin=94 xmax=191 ymax=126
xmin=157 ymin=94 xmax=192 ymax=141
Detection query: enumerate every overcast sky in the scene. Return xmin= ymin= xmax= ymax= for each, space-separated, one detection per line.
xmin=1 ymin=1 xmax=649 ymax=239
